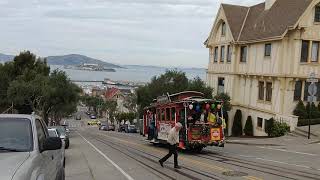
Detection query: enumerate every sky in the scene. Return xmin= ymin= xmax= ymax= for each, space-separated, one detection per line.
xmin=0 ymin=0 xmax=263 ymax=68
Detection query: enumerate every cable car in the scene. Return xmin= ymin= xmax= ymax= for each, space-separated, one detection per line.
xmin=143 ymin=91 xmax=225 ymax=152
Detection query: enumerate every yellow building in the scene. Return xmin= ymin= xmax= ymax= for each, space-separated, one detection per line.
xmin=205 ymin=0 xmax=320 ymax=136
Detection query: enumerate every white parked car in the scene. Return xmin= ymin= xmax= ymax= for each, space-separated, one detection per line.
xmin=48 ymin=128 xmax=66 ymax=167
xmin=0 ymin=114 xmax=64 ymax=180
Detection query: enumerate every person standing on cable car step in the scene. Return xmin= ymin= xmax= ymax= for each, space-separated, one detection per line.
xmin=159 ymin=122 xmax=182 ymax=169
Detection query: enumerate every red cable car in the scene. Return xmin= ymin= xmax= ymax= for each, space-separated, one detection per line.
xmin=143 ymin=91 xmax=225 ymax=152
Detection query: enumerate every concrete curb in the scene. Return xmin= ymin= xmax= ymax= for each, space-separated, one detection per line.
xmin=226 ymin=140 xmax=281 ymax=146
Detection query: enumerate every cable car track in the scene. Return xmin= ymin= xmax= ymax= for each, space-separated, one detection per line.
xmin=196 ymin=152 xmax=320 ymax=180
xmin=83 ymin=132 xmax=223 ymax=180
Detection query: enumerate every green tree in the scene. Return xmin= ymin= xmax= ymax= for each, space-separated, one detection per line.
xmin=136 ymin=70 xmax=213 ymax=117
xmin=309 ymin=102 xmax=320 ymax=119
xmin=293 ymin=100 xmax=307 ymax=119
xmin=2 ymin=51 xmax=81 ymax=125
xmin=244 ymin=116 xmax=253 ymax=136
xmin=265 ymin=118 xmax=275 ymax=137
xmin=232 ymin=109 xmax=243 ymax=136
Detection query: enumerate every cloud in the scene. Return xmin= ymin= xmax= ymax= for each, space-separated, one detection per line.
xmin=0 ymin=0 xmax=263 ymax=67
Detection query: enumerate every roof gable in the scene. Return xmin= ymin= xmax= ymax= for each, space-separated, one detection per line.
xmin=221 ymin=4 xmax=249 ymax=41
xmin=218 ymin=0 xmax=313 ymax=42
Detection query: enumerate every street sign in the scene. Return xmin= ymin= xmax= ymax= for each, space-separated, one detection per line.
xmin=307 ymin=96 xmax=317 ymax=103
xmin=308 ymin=83 xmax=317 ymax=96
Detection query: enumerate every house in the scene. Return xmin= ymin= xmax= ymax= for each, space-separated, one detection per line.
xmin=105 ymin=87 xmax=129 ymax=113
xmin=205 ymin=0 xmax=320 ymax=136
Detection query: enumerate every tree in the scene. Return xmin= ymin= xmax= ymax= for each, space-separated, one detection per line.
xmin=293 ymin=100 xmax=308 ymax=119
xmin=136 ymin=70 xmax=213 ymax=117
xmin=244 ymin=116 xmax=253 ymax=136
xmin=265 ymin=118 xmax=275 ymax=137
xmin=1 ymin=51 xmax=81 ymax=125
xmin=309 ymin=102 xmax=320 ymax=119
xmin=232 ymin=109 xmax=243 ymax=136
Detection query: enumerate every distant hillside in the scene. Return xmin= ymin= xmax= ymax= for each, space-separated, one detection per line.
xmin=46 ymin=54 xmax=121 ymax=68
xmin=0 ymin=53 xmax=14 ymax=62
xmin=0 ymin=53 xmax=121 ymax=68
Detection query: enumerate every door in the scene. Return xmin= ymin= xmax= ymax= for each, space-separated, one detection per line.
xmin=35 ymin=119 xmax=57 ymax=180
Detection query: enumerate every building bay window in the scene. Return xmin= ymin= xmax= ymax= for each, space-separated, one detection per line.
xmin=258 ymin=81 xmax=264 ymax=100
xmin=294 ymin=81 xmax=302 ymax=101
xmin=240 ymin=46 xmax=247 ymax=62
xmin=266 ymin=82 xmax=272 ymax=102
xmin=311 ymin=41 xmax=319 ymax=62
xmin=265 ymin=43 xmax=271 ymax=57
xmin=227 ymin=45 xmax=232 ymax=62
xmin=301 ymin=40 xmax=309 ymax=62
xmin=214 ymin=47 xmax=218 ymax=63
xmin=218 ymin=77 xmax=225 ymax=94
xmin=315 ymin=5 xmax=320 ymax=22
xmin=300 ymin=40 xmax=320 ymax=63
xmin=258 ymin=81 xmax=272 ymax=102
xmin=220 ymin=46 xmax=225 ymax=62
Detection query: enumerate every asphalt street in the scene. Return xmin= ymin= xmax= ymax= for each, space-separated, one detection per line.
xmin=65 ymin=119 xmax=320 ymax=180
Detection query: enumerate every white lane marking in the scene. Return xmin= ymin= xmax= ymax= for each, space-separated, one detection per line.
xmin=255 ymin=158 xmax=312 ymax=169
xmin=256 ymin=146 xmax=318 ymax=156
xmin=78 ymin=132 xmax=135 ymax=180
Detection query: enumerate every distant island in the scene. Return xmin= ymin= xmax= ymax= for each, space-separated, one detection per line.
xmin=0 ymin=53 xmax=121 ymax=70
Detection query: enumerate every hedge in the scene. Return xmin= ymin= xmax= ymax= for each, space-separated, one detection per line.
xmin=297 ymin=118 xmax=320 ymax=126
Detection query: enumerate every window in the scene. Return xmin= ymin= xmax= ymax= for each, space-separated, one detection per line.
xmin=171 ymin=107 xmax=176 ymax=121
xmin=227 ymin=45 xmax=232 ymax=62
xmin=315 ymin=5 xmax=320 ymax=22
xmin=161 ymin=109 xmax=165 ymax=121
xmin=214 ymin=47 xmax=218 ymax=62
xmin=257 ymin=117 xmax=263 ymax=128
xmin=266 ymin=82 xmax=272 ymax=102
xmin=304 ymin=82 xmax=311 ymax=101
xmin=265 ymin=43 xmax=271 ymax=57
xmin=35 ymin=119 xmax=46 ymax=151
xmin=220 ymin=46 xmax=225 ymax=62
xmin=221 ymin=22 xmax=226 ymax=36
xmin=218 ymin=77 xmax=225 ymax=94
xmin=301 ymin=40 xmax=309 ymax=62
xmin=258 ymin=81 xmax=264 ymax=100
xmin=157 ymin=109 xmax=161 ymax=121
xmin=166 ymin=108 xmax=170 ymax=121
xmin=311 ymin=41 xmax=319 ymax=62
xmin=240 ymin=46 xmax=247 ymax=62
xmin=294 ymin=81 xmax=303 ymax=101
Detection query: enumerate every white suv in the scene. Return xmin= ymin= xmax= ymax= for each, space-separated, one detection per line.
xmin=0 ymin=114 xmax=64 ymax=180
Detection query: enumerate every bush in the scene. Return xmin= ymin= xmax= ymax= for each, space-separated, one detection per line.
xmin=297 ymin=118 xmax=320 ymax=126
xmin=244 ymin=116 xmax=253 ymax=136
xmin=269 ymin=121 xmax=290 ymax=137
xmin=232 ymin=109 xmax=243 ymax=136
xmin=293 ymin=100 xmax=308 ymax=119
xmin=265 ymin=118 xmax=275 ymax=137
xmin=309 ymin=102 xmax=320 ymax=119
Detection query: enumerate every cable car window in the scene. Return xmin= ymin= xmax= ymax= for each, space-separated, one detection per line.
xmin=161 ymin=109 xmax=165 ymax=121
xmin=171 ymin=107 xmax=176 ymax=122
xmin=157 ymin=109 xmax=161 ymax=122
xmin=166 ymin=108 xmax=170 ymax=121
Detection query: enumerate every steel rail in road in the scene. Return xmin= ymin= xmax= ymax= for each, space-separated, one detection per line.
xmin=196 ymin=151 xmax=320 ymax=180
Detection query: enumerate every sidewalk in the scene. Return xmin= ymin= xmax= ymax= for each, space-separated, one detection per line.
xmin=65 ymin=134 xmax=95 ymax=180
xmin=226 ymin=134 xmax=320 ymax=146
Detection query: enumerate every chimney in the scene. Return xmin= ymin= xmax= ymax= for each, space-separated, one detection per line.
xmin=265 ymin=0 xmax=276 ymax=10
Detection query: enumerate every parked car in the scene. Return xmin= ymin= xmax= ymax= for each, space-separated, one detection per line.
xmin=51 ymin=126 xmax=70 ymax=149
xmin=100 ymin=124 xmax=115 ymax=131
xmin=128 ymin=125 xmax=138 ymax=133
xmin=118 ymin=124 xmax=128 ymax=132
xmin=0 ymin=114 xmax=64 ymax=180
xmin=90 ymin=115 xmax=97 ymax=119
xmin=48 ymin=128 xmax=65 ymax=167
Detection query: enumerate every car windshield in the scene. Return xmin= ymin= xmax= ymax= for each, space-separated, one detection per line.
xmin=0 ymin=118 xmax=33 ymax=152
xmin=48 ymin=129 xmax=58 ymax=137
xmin=129 ymin=125 xmax=135 ymax=128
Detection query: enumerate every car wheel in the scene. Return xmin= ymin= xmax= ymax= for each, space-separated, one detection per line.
xmin=63 ymin=157 xmax=66 ymax=168
xmin=65 ymin=140 xmax=70 ymax=149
